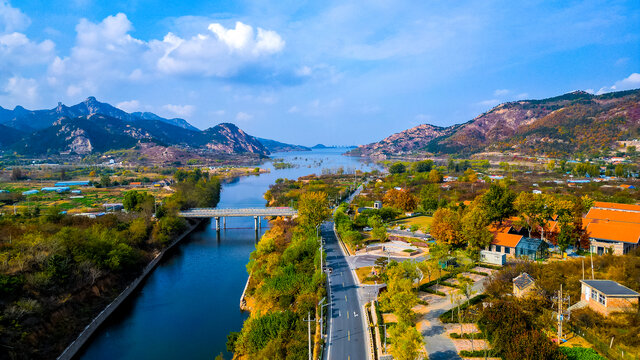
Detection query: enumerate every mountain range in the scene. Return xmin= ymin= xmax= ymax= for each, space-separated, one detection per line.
xmin=0 ymin=97 xmax=305 ymax=158
xmin=348 ymin=88 xmax=640 ymax=158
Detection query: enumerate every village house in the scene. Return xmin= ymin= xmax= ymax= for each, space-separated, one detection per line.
xmin=488 ymin=223 xmax=548 ymax=260
xmin=580 ymin=280 xmax=640 ymax=316
xmin=585 ymin=201 xmax=640 ymax=255
xmin=513 ymin=272 xmax=536 ymax=298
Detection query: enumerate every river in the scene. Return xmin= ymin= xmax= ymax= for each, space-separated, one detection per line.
xmin=77 ymin=148 xmax=379 ymax=360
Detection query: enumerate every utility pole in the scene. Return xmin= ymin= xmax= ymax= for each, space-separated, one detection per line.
xmin=304 ymin=312 xmax=315 ymax=360
xmin=590 ymin=250 xmax=595 ymax=279
xmin=555 ymin=284 xmax=571 ymax=344
xmin=557 ymin=284 xmax=563 ymax=343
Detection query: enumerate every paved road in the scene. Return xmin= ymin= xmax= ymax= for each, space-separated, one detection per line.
xmin=323 ymin=221 xmax=367 ymax=360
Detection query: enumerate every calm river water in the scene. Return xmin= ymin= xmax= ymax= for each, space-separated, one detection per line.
xmin=77 ymin=148 xmax=379 ymax=359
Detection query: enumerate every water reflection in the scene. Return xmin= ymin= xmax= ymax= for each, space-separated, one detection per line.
xmin=78 ymin=148 xmax=380 ymax=360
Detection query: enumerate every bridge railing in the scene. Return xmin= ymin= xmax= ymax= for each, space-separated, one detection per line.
xmin=177 ymin=207 xmax=298 ymax=217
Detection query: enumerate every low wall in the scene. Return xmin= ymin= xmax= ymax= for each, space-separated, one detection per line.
xmin=239 ymin=274 xmax=251 ymax=310
xmin=57 ymin=219 xmax=204 ymax=360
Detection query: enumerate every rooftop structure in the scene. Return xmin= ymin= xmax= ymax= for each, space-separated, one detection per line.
xmin=513 ymin=272 xmax=536 ymax=298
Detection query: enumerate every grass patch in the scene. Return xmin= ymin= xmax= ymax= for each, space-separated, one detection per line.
xmin=450 ymin=332 xmax=486 ymax=339
xmin=560 ymin=347 xmax=606 ymax=360
xmin=355 ymin=266 xmax=378 ymax=285
xmin=467 ymin=270 xmax=488 ymax=276
xmin=459 ymin=349 xmax=497 ymax=357
xmin=392 ymin=215 xmax=433 ymax=229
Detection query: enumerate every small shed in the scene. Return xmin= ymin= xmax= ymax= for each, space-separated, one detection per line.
xmin=480 ymin=250 xmax=505 ymax=266
xmin=513 ymin=272 xmax=536 ymax=298
xmin=373 ymin=201 xmax=382 ymax=210
xmin=580 ymin=280 xmax=640 ymax=316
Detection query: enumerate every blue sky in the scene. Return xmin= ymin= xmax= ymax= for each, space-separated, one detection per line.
xmin=1 ymin=0 xmax=639 ymax=146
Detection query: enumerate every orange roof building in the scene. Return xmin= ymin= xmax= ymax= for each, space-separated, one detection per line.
xmin=489 ymin=233 xmax=523 ymax=257
xmin=586 ymin=202 xmax=640 ymax=255
xmin=592 ymin=201 xmax=640 ymax=212
xmin=586 ymin=208 xmax=640 ymax=224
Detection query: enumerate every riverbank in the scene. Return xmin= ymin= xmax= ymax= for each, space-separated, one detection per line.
xmin=57 ymin=218 xmax=206 ymax=360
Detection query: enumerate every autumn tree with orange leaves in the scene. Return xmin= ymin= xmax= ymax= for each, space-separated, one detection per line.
xmin=383 ymin=188 xmax=418 ymax=212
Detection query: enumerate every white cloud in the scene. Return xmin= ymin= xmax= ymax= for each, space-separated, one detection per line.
xmin=0 ymin=1 xmax=30 ymax=33
xmin=615 ymin=57 xmax=629 ymax=67
xmin=47 ymin=14 xmax=286 ymax=97
xmin=211 ymin=110 xmax=226 ymax=116
xmin=596 ymin=73 xmax=640 ymax=94
xmin=0 ymin=32 xmax=55 ymax=67
xmin=296 ymin=65 xmax=312 ymax=76
xmin=162 ymin=104 xmax=195 ymax=117
xmin=288 ymin=105 xmax=299 ymax=113
xmin=155 ymin=21 xmax=284 ymax=76
xmin=236 ymin=111 xmax=253 ymax=121
xmin=116 ymin=99 xmax=141 ymax=112
xmin=477 ymin=99 xmax=500 ymax=107
xmin=2 ymin=76 xmax=39 ymax=106
xmin=493 ymin=89 xmax=509 ymax=96
xmin=415 ymin=113 xmax=431 ymax=122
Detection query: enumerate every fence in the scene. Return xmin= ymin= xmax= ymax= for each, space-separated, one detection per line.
xmin=569 ymin=322 xmax=640 ymax=360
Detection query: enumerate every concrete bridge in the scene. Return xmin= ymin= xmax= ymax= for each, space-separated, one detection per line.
xmin=177 ymin=207 xmax=297 ymax=230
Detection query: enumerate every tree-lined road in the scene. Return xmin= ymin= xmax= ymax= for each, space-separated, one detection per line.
xmin=322 ymin=221 xmax=368 ymax=360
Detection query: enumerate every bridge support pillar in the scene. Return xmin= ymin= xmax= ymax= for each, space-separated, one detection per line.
xmin=254 ymin=216 xmax=258 ymax=231
xmin=215 ymin=217 xmax=220 ymax=231
xmin=223 ymin=216 xmax=226 ymax=229
xmin=258 ymin=216 xmax=261 ymax=229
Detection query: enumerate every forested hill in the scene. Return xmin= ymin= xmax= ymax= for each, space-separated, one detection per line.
xmin=0 ymin=97 xmax=306 ymax=158
xmin=349 ymin=88 xmax=640 ymax=158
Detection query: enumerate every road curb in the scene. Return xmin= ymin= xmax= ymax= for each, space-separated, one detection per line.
xmin=332 ymin=222 xmax=374 ymax=360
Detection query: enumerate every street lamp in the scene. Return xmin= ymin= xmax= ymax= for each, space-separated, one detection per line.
xmin=318 ymin=297 xmax=329 ymax=338
xmin=316 ymin=223 xmax=324 ymax=271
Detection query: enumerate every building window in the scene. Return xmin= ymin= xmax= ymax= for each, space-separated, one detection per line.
xmin=496 ymin=245 xmax=501 ymax=252
xmin=598 ymin=293 xmax=606 ymax=305
xmin=592 ymin=289 xmax=597 ymax=301
xmin=505 ymin=247 xmax=510 ymax=254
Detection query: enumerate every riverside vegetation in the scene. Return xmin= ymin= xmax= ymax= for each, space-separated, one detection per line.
xmin=0 ymin=169 xmax=220 ymax=359
xmin=226 ymin=191 xmax=331 ymax=359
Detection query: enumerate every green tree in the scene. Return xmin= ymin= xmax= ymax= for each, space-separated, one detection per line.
xmin=297 ymin=191 xmax=331 ymax=230
xmin=412 ymin=160 xmax=434 ymax=173
xmin=428 ymin=169 xmax=443 ymax=183
xmin=388 ymin=321 xmax=423 ymax=360
xmin=99 ymin=174 xmax=111 ymax=187
xmin=44 ymin=205 xmax=64 ymax=223
xmin=123 ymin=191 xmax=154 ymax=212
xmin=460 ymin=204 xmax=492 ymax=251
xmin=514 ymin=192 xmax=554 ymax=238
xmin=389 ymin=162 xmax=407 ymax=174
xmin=480 ymin=183 xmax=516 ymax=224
